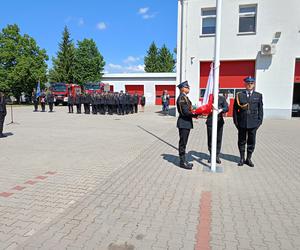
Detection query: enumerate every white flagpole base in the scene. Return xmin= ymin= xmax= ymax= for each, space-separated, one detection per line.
xmin=203 ymin=165 xmax=224 ymax=173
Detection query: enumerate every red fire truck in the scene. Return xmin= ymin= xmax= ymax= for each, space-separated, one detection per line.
xmin=50 ymin=83 xmax=81 ymax=106
xmin=83 ymin=82 xmax=105 ymax=94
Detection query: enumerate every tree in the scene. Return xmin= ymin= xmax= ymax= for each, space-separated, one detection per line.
xmin=74 ymin=39 xmax=105 ymax=85
xmin=49 ymin=26 xmax=75 ymax=83
xmin=158 ymin=44 xmax=176 ymax=72
xmin=144 ymin=42 xmax=159 ymax=72
xmin=144 ymin=42 xmax=175 ymax=73
xmin=0 ymin=24 xmax=48 ymax=100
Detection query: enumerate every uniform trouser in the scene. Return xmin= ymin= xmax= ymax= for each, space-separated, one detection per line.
xmin=97 ymin=104 xmax=101 ymax=114
xmin=33 ymin=102 xmax=38 ymax=111
xmin=178 ymin=128 xmax=191 ymax=159
xmin=0 ymin=114 xmax=5 ymax=134
xmin=41 ymin=103 xmax=46 ymax=112
xmin=238 ymin=127 xmax=257 ymax=154
xmin=76 ymin=104 xmax=81 ymax=114
xmin=207 ymin=123 xmax=224 ymax=156
xmin=134 ymin=104 xmax=138 ymax=113
xmin=92 ymin=105 xmax=97 ymax=114
xmin=48 ymin=103 xmax=54 ymax=112
xmin=84 ymin=104 xmax=90 ymax=114
xmin=68 ymin=104 xmax=73 ymax=113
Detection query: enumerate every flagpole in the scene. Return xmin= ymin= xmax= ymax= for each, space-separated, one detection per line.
xmin=211 ymin=0 xmax=223 ymax=172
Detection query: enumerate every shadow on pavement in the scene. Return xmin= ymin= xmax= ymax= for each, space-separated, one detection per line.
xmin=161 ymin=153 xmax=180 ymax=168
xmin=137 ymin=126 xmax=178 ymax=151
xmin=188 ymin=151 xmax=210 ymax=167
xmin=155 ymin=107 xmax=176 ymax=117
xmin=219 ymin=153 xmax=240 ymax=164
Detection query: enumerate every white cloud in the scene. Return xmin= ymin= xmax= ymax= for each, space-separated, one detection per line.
xmin=78 ymin=17 xmax=84 ymax=26
xmin=138 ymin=7 xmax=157 ymax=19
xmin=106 ymin=63 xmax=145 ymax=73
xmin=138 ymin=7 xmax=149 ymax=15
xmin=142 ymin=13 xmax=156 ymax=19
xmin=123 ymin=56 xmax=140 ymax=64
xmin=96 ymin=22 xmax=107 ymax=30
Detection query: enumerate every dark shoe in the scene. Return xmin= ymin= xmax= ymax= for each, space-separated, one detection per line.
xmin=245 ymin=158 xmax=254 ymax=167
xmin=0 ymin=133 xmax=7 ymax=138
xmin=238 ymin=152 xmax=245 ymax=166
xmin=216 ymin=156 xmax=221 ymax=164
xmin=180 ymin=161 xmax=193 ymax=170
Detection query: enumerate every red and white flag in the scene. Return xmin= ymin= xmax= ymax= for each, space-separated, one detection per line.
xmin=193 ymin=64 xmax=214 ymax=115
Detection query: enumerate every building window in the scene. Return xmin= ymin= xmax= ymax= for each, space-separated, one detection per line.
xmin=201 ymin=8 xmax=216 ymax=35
xmin=238 ymin=5 xmax=257 ymax=33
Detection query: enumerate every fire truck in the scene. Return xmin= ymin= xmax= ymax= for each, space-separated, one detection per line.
xmin=50 ymin=83 xmax=81 ymax=106
xmin=83 ymin=82 xmax=105 ymax=94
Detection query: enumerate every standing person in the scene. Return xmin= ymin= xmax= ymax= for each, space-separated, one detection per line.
xmin=119 ymin=91 xmax=125 ymax=115
xmin=176 ymin=81 xmax=197 ymax=169
xmin=32 ymin=88 xmax=39 ymax=112
xmin=40 ymin=90 xmax=46 ymax=112
xmin=68 ymin=92 xmax=74 ymax=113
xmin=46 ymin=89 xmax=55 ymax=112
xmin=162 ymin=90 xmax=170 ymax=113
xmin=129 ymin=94 xmax=134 ymax=114
xmin=206 ymin=94 xmax=229 ymax=164
xmin=233 ymin=76 xmax=264 ymax=167
xmin=133 ymin=92 xmax=139 ymax=113
xmin=140 ymin=94 xmax=146 ymax=112
xmin=75 ymin=92 xmax=82 ymax=114
xmin=91 ymin=92 xmax=97 ymax=115
xmin=0 ymin=91 xmax=7 ymax=138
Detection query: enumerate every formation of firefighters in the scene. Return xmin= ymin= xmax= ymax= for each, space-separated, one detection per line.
xmin=31 ymin=88 xmax=146 ymax=115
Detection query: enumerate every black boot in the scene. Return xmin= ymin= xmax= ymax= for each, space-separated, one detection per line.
xmin=179 ymin=156 xmax=192 ymax=170
xmin=238 ymin=152 xmax=245 ymax=166
xmin=0 ymin=133 xmax=7 ymax=138
xmin=245 ymin=152 xmax=254 ymax=167
xmin=216 ymin=155 xmax=221 ymax=164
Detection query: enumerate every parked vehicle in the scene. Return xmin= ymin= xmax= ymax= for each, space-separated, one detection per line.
xmin=51 ymin=83 xmax=81 ymax=106
xmin=84 ymin=82 xmax=105 ymax=94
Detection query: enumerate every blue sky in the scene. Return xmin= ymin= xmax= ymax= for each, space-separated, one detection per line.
xmin=0 ymin=0 xmax=178 ymax=73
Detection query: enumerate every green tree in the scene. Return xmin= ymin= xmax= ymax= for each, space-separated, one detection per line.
xmin=0 ymin=24 xmax=48 ymax=100
xmin=158 ymin=44 xmax=176 ymax=72
xmin=74 ymin=39 xmax=105 ymax=85
xmin=144 ymin=42 xmax=159 ymax=72
xmin=49 ymin=26 xmax=75 ymax=83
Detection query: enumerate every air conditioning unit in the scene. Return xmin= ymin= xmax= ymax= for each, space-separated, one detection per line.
xmin=261 ymin=44 xmax=276 ymax=55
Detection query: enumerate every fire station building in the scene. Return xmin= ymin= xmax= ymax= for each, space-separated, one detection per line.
xmin=102 ymin=73 xmax=177 ymax=105
xmin=176 ymin=0 xmax=300 ymax=118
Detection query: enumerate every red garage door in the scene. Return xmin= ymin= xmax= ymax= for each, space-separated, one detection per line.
xmin=125 ymin=85 xmax=144 ymax=95
xmin=125 ymin=85 xmax=144 ymax=104
xmin=295 ymin=61 xmax=300 ymax=83
xmin=155 ymin=85 xmax=176 ymax=105
xmin=200 ymin=60 xmax=256 ymax=116
xmin=110 ymin=85 xmax=114 ymax=92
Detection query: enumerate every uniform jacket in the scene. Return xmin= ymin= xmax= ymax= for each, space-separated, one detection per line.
xmin=233 ymin=90 xmax=263 ymax=129
xmin=206 ymin=95 xmax=229 ymax=127
xmin=176 ymin=93 xmax=195 ymax=129
xmin=133 ymin=94 xmax=139 ymax=104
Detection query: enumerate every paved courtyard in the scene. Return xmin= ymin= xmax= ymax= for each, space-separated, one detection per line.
xmin=0 ymin=105 xmax=299 ymax=250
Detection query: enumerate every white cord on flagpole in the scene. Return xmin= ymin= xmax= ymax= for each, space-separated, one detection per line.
xmin=211 ymin=0 xmax=223 ymax=172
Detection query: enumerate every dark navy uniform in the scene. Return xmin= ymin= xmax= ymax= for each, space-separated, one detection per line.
xmin=32 ymin=90 xmax=39 ymax=112
xmin=176 ymin=81 xmax=196 ymax=169
xmin=233 ymin=77 xmax=263 ymax=167
xmin=0 ymin=92 xmax=7 ymax=138
xmin=133 ymin=93 xmax=139 ymax=113
xmin=75 ymin=93 xmax=82 ymax=114
xmin=46 ymin=92 xmax=55 ymax=112
xmin=206 ymin=95 xmax=229 ymax=163
xmin=68 ymin=94 xmax=74 ymax=113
